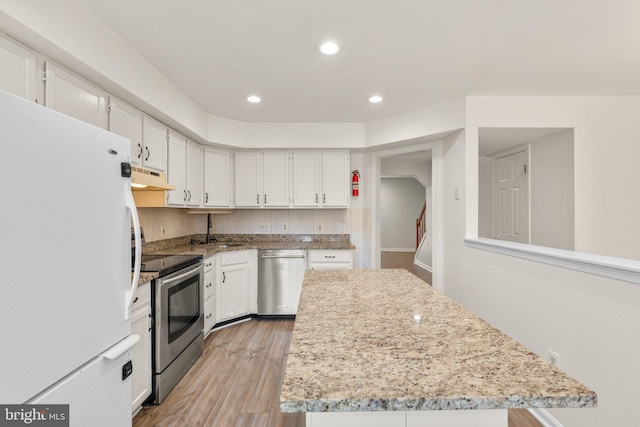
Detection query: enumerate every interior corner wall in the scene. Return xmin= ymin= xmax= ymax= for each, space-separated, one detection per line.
xmin=445 ymin=96 xmax=640 ymax=427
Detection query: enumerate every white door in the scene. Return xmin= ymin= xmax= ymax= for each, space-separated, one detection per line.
xmin=203 ymin=148 xmax=231 ymax=207
xmin=322 ymin=151 xmax=350 ymax=207
xmin=166 ymin=130 xmax=187 ymax=205
xmin=494 ymin=149 xmax=529 ymax=243
xmin=186 ymin=140 xmax=202 ymax=206
xmin=235 ymin=152 xmax=261 ymax=207
xmin=44 ymin=62 xmax=108 ymax=129
xmin=108 ymin=97 xmax=144 ymax=166
xmin=292 ymin=151 xmax=320 ymax=207
xmin=263 ymin=151 xmax=290 ymax=207
xmin=142 ymin=115 xmax=168 ymax=172
xmin=0 ymin=35 xmax=36 ymax=101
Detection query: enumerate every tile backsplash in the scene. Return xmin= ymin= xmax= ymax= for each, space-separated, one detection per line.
xmin=212 ymin=209 xmax=350 ymax=235
xmin=137 ymin=208 xmax=206 ymax=242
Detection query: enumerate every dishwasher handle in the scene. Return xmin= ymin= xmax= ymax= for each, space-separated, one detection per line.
xmin=260 ymin=254 xmax=306 ymax=259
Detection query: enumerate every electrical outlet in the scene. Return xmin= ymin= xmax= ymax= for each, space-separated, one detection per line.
xmin=548 ymin=349 xmax=560 ymax=367
xmin=160 ymin=226 xmax=166 ymax=237
xmin=260 ymin=224 xmax=269 ymax=232
xmin=282 ymin=223 xmax=288 ymax=231
xmin=317 ymin=223 xmax=323 ymax=231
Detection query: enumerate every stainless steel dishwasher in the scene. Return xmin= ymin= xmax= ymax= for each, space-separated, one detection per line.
xmin=258 ymin=249 xmax=307 ymax=316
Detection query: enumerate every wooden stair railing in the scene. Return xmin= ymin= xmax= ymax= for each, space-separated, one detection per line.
xmin=416 ymin=201 xmax=426 ymax=249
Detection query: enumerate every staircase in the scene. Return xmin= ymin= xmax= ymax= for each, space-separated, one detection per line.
xmin=416 ymin=201 xmax=426 ymax=249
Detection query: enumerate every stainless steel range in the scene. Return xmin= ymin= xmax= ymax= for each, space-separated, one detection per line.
xmin=134 ymin=233 xmax=204 ymax=404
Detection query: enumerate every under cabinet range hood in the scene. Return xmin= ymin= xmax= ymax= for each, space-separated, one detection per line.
xmin=130 ymin=166 xmax=175 ymax=191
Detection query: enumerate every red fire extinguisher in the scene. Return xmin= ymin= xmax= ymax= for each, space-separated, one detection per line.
xmin=352 ymin=170 xmax=360 ymax=197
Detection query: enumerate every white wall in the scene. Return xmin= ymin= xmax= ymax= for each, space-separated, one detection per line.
xmin=449 ymin=96 xmax=640 ymax=427
xmin=381 ymin=157 xmax=431 ymax=187
xmin=530 ymin=129 xmax=574 ymax=250
xmin=380 ymin=178 xmax=425 ymax=251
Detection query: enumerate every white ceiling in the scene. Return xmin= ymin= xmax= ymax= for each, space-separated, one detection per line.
xmin=78 ymin=0 xmax=640 ymax=123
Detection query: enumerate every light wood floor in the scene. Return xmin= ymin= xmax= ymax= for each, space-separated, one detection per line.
xmin=380 ymin=251 xmax=543 ymax=427
xmin=134 ymin=254 xmax=540 ymax=427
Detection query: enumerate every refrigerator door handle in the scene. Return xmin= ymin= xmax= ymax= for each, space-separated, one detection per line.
xmin=125 ymin=188 xmax=142 ymax=320
xmin=101 ymin=335 xmax=140 ymax=360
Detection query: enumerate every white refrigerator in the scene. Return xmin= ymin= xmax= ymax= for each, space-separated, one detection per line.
xmin=0 ymin=91 xmax=141 ymax=426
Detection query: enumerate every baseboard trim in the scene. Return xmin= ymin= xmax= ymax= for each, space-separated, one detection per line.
xmin=528 ymin=408 xmax=564 ymax=427
xmin=413 ymin=259 xmax=432 ymax=273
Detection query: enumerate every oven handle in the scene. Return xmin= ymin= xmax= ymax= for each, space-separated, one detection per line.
xmin=125 ymin=188 xmax=141 ymax=321
xmin=160 ymin=268 xmax=200 ymax=286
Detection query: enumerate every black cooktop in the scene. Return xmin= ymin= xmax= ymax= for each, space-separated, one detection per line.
xmin=139 ymin=254 xmax=203 ymax=277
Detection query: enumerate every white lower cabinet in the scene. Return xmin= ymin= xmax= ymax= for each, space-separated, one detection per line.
xmin=203 ymin=256 xmax=216 ymax=334
xmin=130 ymin=281 xmax=152 ymax=414
xmin=217 ymin=250 xmax=257 ymax=322
xmin=308 ymin=249 xmax=353 ymax=270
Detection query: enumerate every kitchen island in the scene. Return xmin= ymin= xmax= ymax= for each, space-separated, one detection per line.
xmin=280 ymin=269 xmax=596 ymax=427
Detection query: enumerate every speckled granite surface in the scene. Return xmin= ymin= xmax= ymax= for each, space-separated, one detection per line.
xmin=143 ymin=233 xmax=354 ymax=258
xmin=280 ymin=269 xmax=597 ymax=413
xmin=137 ymin=271 xmax=158 ymax=285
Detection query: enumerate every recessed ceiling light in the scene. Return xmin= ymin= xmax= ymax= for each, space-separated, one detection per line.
xmin=247 ymin=95 xmax=261 ymax=103
xmin=368 ymin=95 xmax=383 ymax=103
xmin=316 ymin=40 xmax=341 ymax=55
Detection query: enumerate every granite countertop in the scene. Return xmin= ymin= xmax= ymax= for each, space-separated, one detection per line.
xmin=280 ymin=269 xmax=597 ymax=413
xmin=137 ymin=271 xmax=158 ymax=285
xmin=143 ymin=233 xmax=355 ymax=259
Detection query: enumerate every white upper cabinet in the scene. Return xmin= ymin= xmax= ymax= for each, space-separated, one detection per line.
xmin=234 ymin=152 xmax=290 ymax=208
xmin=321 ymin=151 xmax=350 ymax=208
xmin=203 ymin=148 xmax=232 ymax=207
xmin=262 ymin=151 xmax=290 ymax=207
xmin=167 ymin=131 xmax=202 ymax=207
xmin=292 ymin=151 xmax=320 ymax=207
xmin=44 ymin=62 xmax=108 ymax=129
xmin=108 ymin=97 xmax=143 ymax=166
xmin=234 ymin=152 xmax=261 ymax=207
xmin=186 ymin=139 xmax=202 ymax=207
xmin=167 ymin=130 xmax=187 ymax=206
xmin=141 ymin=115 xmax=168 ymax=172
xmin=0 ymin=35 xmax=36 ymax=102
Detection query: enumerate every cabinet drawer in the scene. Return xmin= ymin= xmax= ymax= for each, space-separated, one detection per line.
xmin=204 ymin=296 xmax=216 ymax=333
xmin=131 ymin=281 xmax=151 ymax=310
xmin=204 ymin=269 xmax=215 ymax=300
xmin=203 ymin=256 xmax=215 ymax=273
xmin=308 ymin=250 xmax=352 ymax=263
xmin=220 ymin=250 xmax=249 ymax=266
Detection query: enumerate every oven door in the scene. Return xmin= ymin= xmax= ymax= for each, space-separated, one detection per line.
xmin=155 ymin=263 xmax=204 ymax=373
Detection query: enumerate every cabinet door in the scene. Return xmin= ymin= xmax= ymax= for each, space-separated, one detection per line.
xmin=142 ymin=116 xmax=168 ymax=172
xmin=322 ymin=151 xmax=350 ymax=207
xmin=220 ymin=265 xmax=249 ymax=320
xmin=0 ymin=35 xmax=36 ymax=102
xmin=234 ymin=152 xmax=261 ymax=207
xmin=263 ymin=151 xmax=290 ymax=207
xmin=292 ymin=151 xmax=320 ymax=207
xmin=186 ymin=139 xmax=202 ymax=207
xmin=108 ymin=97 xmax=143 ymax=166
xmin=166 ymin=130 xmax=187 ymax=206
xmin=44 ymin=62 xmax=108 ymax=129
xmin=203 ymin=148 xmax=231 ymax=207
xmin=131 ymin=306 xmax=152 ymax=412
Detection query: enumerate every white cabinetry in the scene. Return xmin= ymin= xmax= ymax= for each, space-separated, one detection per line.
xmin=308 ymin=250 xmax=353 ymax=270
xmin=292 ymin=151 xmax=320 ymax=207
xmin=234 ymin=152 xmax=290 ymax=207
xmin=167 ymin=132 xmax=201 ymax=207
xmin=108 ymin=97 xmax=143 ymax=166
xmin=44 ymin=62 xmax=108 ymax=129
xmin=141 ymin=116 xmax=168 ymax=172
xmin=203 ymin=148 xmax=232 ymax=207
xmin=203 ymin=257 xmax=216 ymax=334
xmin=321 ymin=151 xmax=350 ymax=207
xmin=0 ymin=35 xmax=36 ymax=102
xmin=217 ymin=250 xmax=257 ymax=321
xmin=292 ymin=151 xmax=350 ymax=208
xmin=130 ymin=281 xmax=152 ymax=414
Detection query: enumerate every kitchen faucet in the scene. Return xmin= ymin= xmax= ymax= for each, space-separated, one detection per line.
xmin=205 ymin=213 xmax=216 ymax=243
